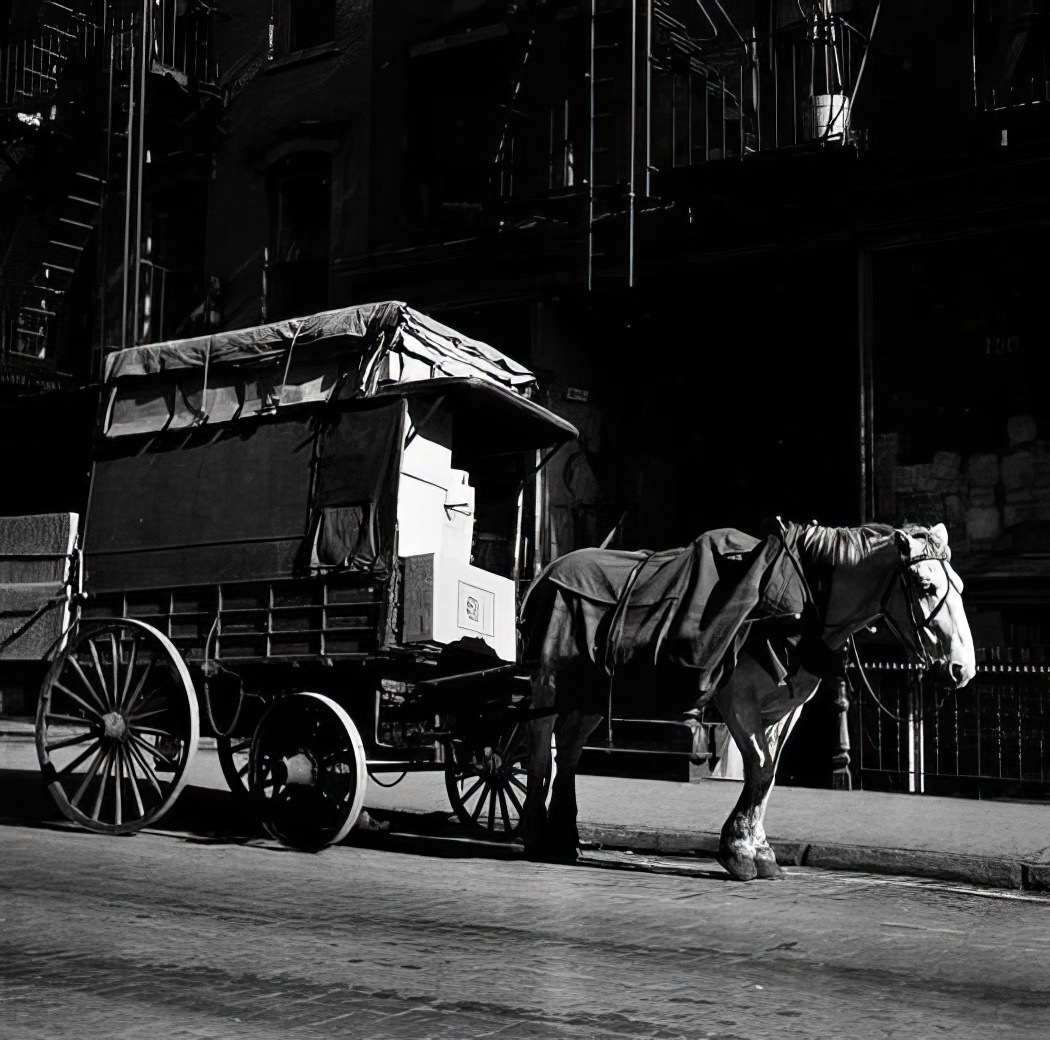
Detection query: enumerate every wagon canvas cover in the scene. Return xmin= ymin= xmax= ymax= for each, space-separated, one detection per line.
xmin=100 ymin=301 xmax=539 ymax=438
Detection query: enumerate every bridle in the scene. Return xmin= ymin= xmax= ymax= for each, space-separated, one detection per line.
xmin=878 ymin=545 xmax=959 ymax=672
xmin=850 ymin=538 xmax=965 ymax=721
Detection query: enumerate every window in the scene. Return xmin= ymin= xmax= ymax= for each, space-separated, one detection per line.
xmin=272 ymin=0 xmax=335 ymax=58
xmin=267 ymin=151 xmax=332 ymax=320
xmin=975 ymin=0 xmax=1049 ymax=109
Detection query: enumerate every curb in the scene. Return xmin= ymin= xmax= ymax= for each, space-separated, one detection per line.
xmin=578 ymin=822 xmax=1050 ymax=893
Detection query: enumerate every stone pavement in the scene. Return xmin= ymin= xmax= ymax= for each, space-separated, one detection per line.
xmin=3 ymin=719 xmax=1049 ymax=891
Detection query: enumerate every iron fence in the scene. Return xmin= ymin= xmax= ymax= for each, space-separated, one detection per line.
xmin=854 ymin=658 xmax=1050 ymax=799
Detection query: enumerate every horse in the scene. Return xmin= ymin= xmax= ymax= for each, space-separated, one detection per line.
xmin=516 ymin=520 xmax=976 ymax=881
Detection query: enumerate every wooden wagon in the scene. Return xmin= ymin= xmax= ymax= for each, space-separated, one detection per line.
xmin=0 ymin=302 xmax=577 ymax=850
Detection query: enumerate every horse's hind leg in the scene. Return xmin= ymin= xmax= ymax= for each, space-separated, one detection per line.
xmin=543 ymin=708 xmax=603 ymax=862
xmin=519 ymin=669 xmax=556 ymax=860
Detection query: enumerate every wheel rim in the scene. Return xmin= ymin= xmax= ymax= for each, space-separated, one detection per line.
xmin=35 ymin=620 xmax=199 ymax=835
xmin=445 ymin=718 xmax=553 ymax=841
xmin=249 ymin=692 xmax=367 ymax=852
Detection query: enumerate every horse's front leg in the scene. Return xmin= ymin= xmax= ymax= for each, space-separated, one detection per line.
xmin=750 ymin=704 xmax=805 ymax=879
xmin=714 ymin=665 xmax=781 ymax=882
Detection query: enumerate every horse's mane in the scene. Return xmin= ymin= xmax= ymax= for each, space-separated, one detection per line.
xmin=800 ymin=521 xmax=949 ymax=568
xmin=800 ymin=523 xmax=896 ymax=567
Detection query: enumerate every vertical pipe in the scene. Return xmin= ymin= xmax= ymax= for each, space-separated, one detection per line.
xmin=792 ymin=42 xmax=798 ymax=144
xmin=754 ymin=30 xmax=761 ymax=152
xmin=564 ymin=97 xmax=571 ymax=185
xmin=704 ymin=71 xmax=709 ymax=160
xmin=97 ymin=15 xmax=114 ymax=378
xmin=738 ymin=63 xmax=744 ymax=156
xmin=773 ymin=42 xmax=779 ymax=149
xmin=587 ymin=0 xmax=596 ymax=291
xmin=120 ymin=25 xmax=136 ymax=350
xmin=644 ymin=0 xmax=651 ymax=197
xmin=971 ymin=0 xmax=978 ymax=108
xmin=627 ymin=0 xmax=636 ymax=288
xmin=687 ymin=66 xmax=693 ymax=163
xmin=533 ymin=449 xmax=544 ymax=577
xmin=720 ymin=76 xmax=726 ymax=158
xmin=131 ymin=0 xmax=149 ymax=346
xmin=671 ymin=73 xmax=676 ymax=165
xmin=857 ymin=246 xmax=874 ymax=522
xmin=548 ymin=105 xmax=555 ymax=190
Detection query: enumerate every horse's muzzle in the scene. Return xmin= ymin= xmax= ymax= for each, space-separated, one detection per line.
xmin=928 ymin=658 xmax=975 ymax=690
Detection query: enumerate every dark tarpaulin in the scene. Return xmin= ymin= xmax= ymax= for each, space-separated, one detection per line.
xmin=307 ymin=399 xmax=406 ymax=577
xmin=85 ymin=400 xmax=409 ymax=593
xmin=85 ymin=417 xmax=316 ymax=592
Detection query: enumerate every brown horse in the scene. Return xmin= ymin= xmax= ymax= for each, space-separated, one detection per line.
xmin=517 ymin=520 xmax=976 ymax=881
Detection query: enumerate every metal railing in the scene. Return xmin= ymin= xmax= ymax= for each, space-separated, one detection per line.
xmin=855 ymin=658 xmax=1050 ymax=800
xmin=0 ymin=2 xmax=105 ymax=113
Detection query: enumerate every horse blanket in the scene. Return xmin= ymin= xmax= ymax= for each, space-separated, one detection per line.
xmin=519 ymin=523 xmax=815 ymax=697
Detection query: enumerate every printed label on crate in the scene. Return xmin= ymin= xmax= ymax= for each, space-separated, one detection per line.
xmin=457 ymin=581 xmax=494 ymax=637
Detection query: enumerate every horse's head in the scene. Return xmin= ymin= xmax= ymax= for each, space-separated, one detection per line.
xmin=883 ymin=523 xmax=976 ymax=689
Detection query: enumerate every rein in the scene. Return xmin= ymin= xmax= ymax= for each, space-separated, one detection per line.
xmin=846 ymin=634 xmax=960 ymax=724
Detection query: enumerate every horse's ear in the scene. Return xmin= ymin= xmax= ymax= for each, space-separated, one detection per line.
xmin=894 ymin=529 xmax=912 ymax=556
xmin=930 ymin=522 xmax=949 ymax=545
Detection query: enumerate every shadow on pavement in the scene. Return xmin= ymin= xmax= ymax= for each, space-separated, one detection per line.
xmin=0 ymin=766 xmax=528 ymax=861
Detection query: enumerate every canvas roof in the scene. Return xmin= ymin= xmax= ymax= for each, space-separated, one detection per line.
xmin=102 ymin=301 xmax=536 ymax=394
xmin=98 ymin=302 xmax=577 ymax=452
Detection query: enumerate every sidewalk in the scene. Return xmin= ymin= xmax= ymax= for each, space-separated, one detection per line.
xmin=3 ymin=719 xmax=1049 ymax=891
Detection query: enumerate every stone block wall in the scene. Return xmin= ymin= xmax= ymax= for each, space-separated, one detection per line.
xmin=875 ymin=414 xmax=1050 ymax=553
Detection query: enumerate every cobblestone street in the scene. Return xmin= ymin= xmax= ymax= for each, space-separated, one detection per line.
xmin=2 ymin=815 xmax=1049 ymax=1040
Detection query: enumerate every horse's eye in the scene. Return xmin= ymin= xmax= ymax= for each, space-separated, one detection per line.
xmin=908 ymin=570 xmax=936 ymax=594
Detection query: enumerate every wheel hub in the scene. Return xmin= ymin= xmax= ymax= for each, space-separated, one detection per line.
xmin=102 ymin=712 xmax=127 ymax=740
xmin=482 ymin=746 xmax=504 ymax=775
xmin=282 ymin=750 xmax=318 ymax=786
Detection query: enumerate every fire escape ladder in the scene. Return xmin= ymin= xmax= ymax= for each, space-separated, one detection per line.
xmin=14 ymin=169 xmax=105 ymax=358
xmin=588 ymin=0 xmax=646 ymax=290
xmin=5 ymin=1 xmax=108 ymax=364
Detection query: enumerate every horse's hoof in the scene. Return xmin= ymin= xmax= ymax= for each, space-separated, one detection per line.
xmin=754 ymin=857 xmax=786 ymax=880
xmin=542 ymin=845 xmax=580 ymax=865
xmin=522 ymin=842 xmax=578 ymax=865
xmin=717 ymin=850 xmax=758 ymax=882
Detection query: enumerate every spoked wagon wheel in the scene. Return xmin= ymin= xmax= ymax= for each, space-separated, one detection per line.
xmin=445 ymin=715 xmax=555 ymax=842
xmin=35 ymin=619 xmax=199 ymax=835
xmin=248 ymin=692 xmax=367 ymax=852
xmin=215 ymin=733 xmax=252 ymax=802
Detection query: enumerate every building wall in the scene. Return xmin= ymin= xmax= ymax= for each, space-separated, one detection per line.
xmin=205 ymin=0 xmax=374 ymax=329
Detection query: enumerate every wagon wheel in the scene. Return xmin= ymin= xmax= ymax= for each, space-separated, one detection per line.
xmin=445 ymin=715 xmax=555 ymax=842
xmin=215 ymin=733 xmax=252 ymax=802
xmin=248 ymin=692 xmax=367 ymax=852
xmin=35 ymin=619 xmax=199 ymax=835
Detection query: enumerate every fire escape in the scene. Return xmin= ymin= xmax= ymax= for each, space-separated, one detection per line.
xmin=0 ymin=0 xmax=222 ymax=393
xmin=489 ymin=0 xmax=879 ymax=291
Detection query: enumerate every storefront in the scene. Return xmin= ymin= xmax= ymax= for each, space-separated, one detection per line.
xmin=858 ymin=224 xmax=1050 ymax=797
